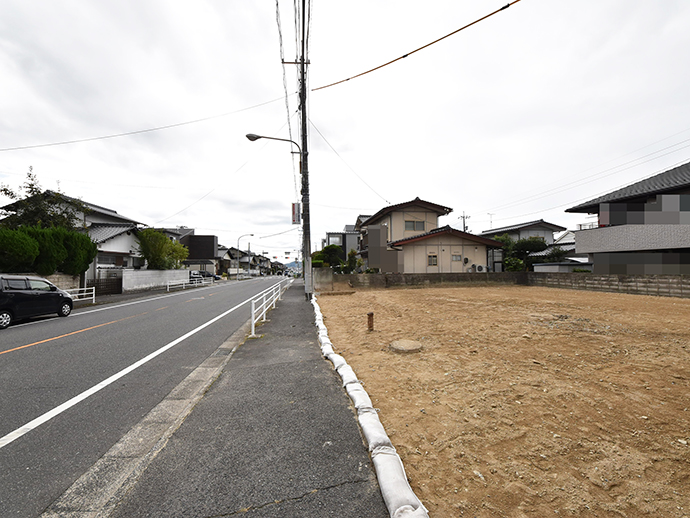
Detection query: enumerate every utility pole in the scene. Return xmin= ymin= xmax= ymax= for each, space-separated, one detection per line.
xmin=461 ymin=212 xmax=471 ymax=233
xmin=299 ymin=0 xmax=312 ymax=300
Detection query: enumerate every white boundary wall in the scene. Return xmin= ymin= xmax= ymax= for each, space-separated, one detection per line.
xmin=122 ymin=269 xmax=189 ymax=292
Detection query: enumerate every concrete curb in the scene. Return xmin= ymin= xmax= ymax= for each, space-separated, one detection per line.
xmin=311 ymin=296 xmax=429 ymax=518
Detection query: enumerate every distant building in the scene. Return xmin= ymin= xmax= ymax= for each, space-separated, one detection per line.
xmin=324 ymin=225 xmax=359 ymax=262
xmin=566 ymin=160 xmax=690 ymax=274
xmin=480 ymin=219 xmax=566 ymax=272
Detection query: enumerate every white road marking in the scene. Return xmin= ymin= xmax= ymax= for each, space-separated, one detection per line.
xmin=0 ymin=296 xmax=251 ymax=449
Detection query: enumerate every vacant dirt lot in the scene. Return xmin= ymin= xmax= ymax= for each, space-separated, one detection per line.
xmin=316 ymin=286 xmax=690 ymax=517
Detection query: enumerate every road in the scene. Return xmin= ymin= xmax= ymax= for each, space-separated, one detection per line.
xmin=0 ymin=278 xmax=280 ymax=517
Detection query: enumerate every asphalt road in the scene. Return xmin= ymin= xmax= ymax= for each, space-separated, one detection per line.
xmin=0 ymin=278 xmax=279 ymax=518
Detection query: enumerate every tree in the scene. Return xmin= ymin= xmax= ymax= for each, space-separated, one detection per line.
xmin=503 ymin=257 xmax=525 ymax=272
xmin=513 ymin=237 xmax=549 ymax=261
xmin=0 ymin=228 xmax=39 ymax=272
xmin=136 ymin=229 xmax=188 ymax=270
xmin=1 ymin=169 xmax=88 ymax=230
xmin=343 ymin=249 xmax=362 ymax=274
xmin=543 ymin=246 xmax=567 ymax=263
xmin=315 ymin=245 xmax=344 ymax=267
xmin=17 ymin=226 xmax=68 ymax=276
xmin=492 ymin=233 xmax=515 ymax=257
xmin=168 ymin=240 xmax=189 ymax=269
xmin=492 ymin=234 xmax=548 ymax=272
xmin=57 ymin=228 xmax=98 ymax=276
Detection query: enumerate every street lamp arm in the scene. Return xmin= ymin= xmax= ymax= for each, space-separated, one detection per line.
xmin=245 ymin=134 xmax=301 ymax=153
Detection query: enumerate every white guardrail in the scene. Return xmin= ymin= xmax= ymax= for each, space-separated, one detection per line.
xmin=166 ymin=278 xmax=215 ymax=291
xmin=249 ymin=278 xmax=293 ymax=337
xmin=65 ymin=287 xmax=96 ymax=304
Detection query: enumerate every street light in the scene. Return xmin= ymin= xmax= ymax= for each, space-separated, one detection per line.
xmin=246 ymin=133 xmax=312 ymax=299
xmin=237 ymin=233 xmax=253 ymax=282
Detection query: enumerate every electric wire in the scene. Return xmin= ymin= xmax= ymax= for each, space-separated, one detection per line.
xmin=312 ymin=1 xmax=522 ymax=91
xmin=474 ymin=131 xmax=690 ymax=217
xmin=0 ymin=96 xmax=287 ymax=152
xmin=276 ymin=0 xmax=299 ymax=200
xmin=476 ymin=156 xmax=690 ymax=227
xmin=258 ymin=226 xmax=301 ymax=239
xmin=309 ymin=119 xmax=390 ymax=204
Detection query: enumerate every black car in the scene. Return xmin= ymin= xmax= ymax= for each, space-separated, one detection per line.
xmin=0 ymin=275 xmax=73 ymax=329
xmin=198 ymin=270 xmax=221 ymax=280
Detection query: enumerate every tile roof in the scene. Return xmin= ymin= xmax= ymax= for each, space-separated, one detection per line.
xmin=479 ymin=219 xmax=566 ymax=236
xmin=361 ymin=198 xmax=453 ymax=227
xmin=567 ymin=160 xmax=690 ymax=213
xmin=390 ymin=225 xmax=503 ymax=247
xmin=529 ymin=243 xmax=577 ymax=257
xmin=86 ymin=223 xmax=137 ymax=244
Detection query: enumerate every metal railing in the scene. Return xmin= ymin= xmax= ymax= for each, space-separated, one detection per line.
xmin=65 ymin=287 xmax=96 ymax=304
xmin=249 ymin=278 xmax=293 ymax=337
xmin=166 ymin=278 xmax=215 ymax=291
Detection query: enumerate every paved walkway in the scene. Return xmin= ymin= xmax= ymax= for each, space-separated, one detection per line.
xmin=57 ymin=280 xmax=389 ymax=517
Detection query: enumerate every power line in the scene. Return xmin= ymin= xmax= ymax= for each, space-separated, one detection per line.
xmin=312 ymin=1 xmax=522 ymax=91
xmin=309 ymin=119 xmax=390 ymax=204
xmin=0 ymin=96 xmax=287 ymax=153
xmin=276 ymin=0 xmax=299 ymax=200
xmin=476 ymin=133 xmax=690 ymax=216
xmin=478 ymin=156 xmax=690 ymax=226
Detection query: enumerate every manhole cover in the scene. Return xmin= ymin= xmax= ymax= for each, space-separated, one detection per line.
xmin=389 ymin=339 xmax=423 ymax=354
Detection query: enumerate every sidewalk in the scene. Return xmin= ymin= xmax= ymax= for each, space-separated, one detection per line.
xmin=78 ymin=280 xmax=389 ymax=517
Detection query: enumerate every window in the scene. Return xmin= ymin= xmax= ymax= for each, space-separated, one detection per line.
xmin=98 ymin=253 xmax=117 ymax=265
xmin=405 ymin=220 xmax=425 ymax=232
xmin=29 ymin=279 xmax=52 ymax=291
xmin=428 ymin=254 xmax=438 ymax=266
xmin=5 ymin=279 xmax=28 ymax=290
xmin=452 ymin=254 xmax=462 ymax=262
xmin=328 ymin=235 xmax=342 ymax=246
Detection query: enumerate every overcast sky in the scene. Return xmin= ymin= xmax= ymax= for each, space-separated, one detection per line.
xmin=1 ymin=1 xmax=689 ymax=262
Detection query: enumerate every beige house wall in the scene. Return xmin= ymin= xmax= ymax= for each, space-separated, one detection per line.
xmin=401 ymin=235 xmax=489 ymax=274
xmin=388 ymin=210 xmax=440 ymax=242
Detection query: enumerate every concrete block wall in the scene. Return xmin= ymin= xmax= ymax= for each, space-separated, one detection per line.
xmin=45 ymin=273 xmax=81 ymax=290
xmin=528 ymin=272 xmax=690 ymax=298
xmin=316 ymin=269 xmax=690 ymax=299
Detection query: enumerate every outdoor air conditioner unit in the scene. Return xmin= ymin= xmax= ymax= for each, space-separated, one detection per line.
xmin=476 ymin=265 xmax=485 ymax=272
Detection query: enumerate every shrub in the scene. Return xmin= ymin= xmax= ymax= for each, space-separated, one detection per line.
xmin=59 ymin=229 xmax=98 ymax=276
xmin=18 ymin=226 xmax=68 ymax=276
xmin=0 ymin=228 xmax=39 ymax=272
xmin=503 ymin=257 xmax=525 ymax=272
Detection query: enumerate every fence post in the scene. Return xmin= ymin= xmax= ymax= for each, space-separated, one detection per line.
xmin=250 ymin=299 xmax=256 ymax=337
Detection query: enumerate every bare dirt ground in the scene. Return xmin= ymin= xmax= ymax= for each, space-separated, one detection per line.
xmin=316 ymin=286 xmax=690 ymax=517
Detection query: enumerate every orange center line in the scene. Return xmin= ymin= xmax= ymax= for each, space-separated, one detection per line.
xmin=0 ymin=313 xmax=147 ymax=356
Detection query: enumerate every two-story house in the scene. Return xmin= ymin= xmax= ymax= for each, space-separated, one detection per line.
xmin=355 ymin=198 xmax=452 ymax=272
xmin=355 ymin=197 xmax=502 ymax=273
xmin=566 ymin=160 xmax=690 ymax=274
